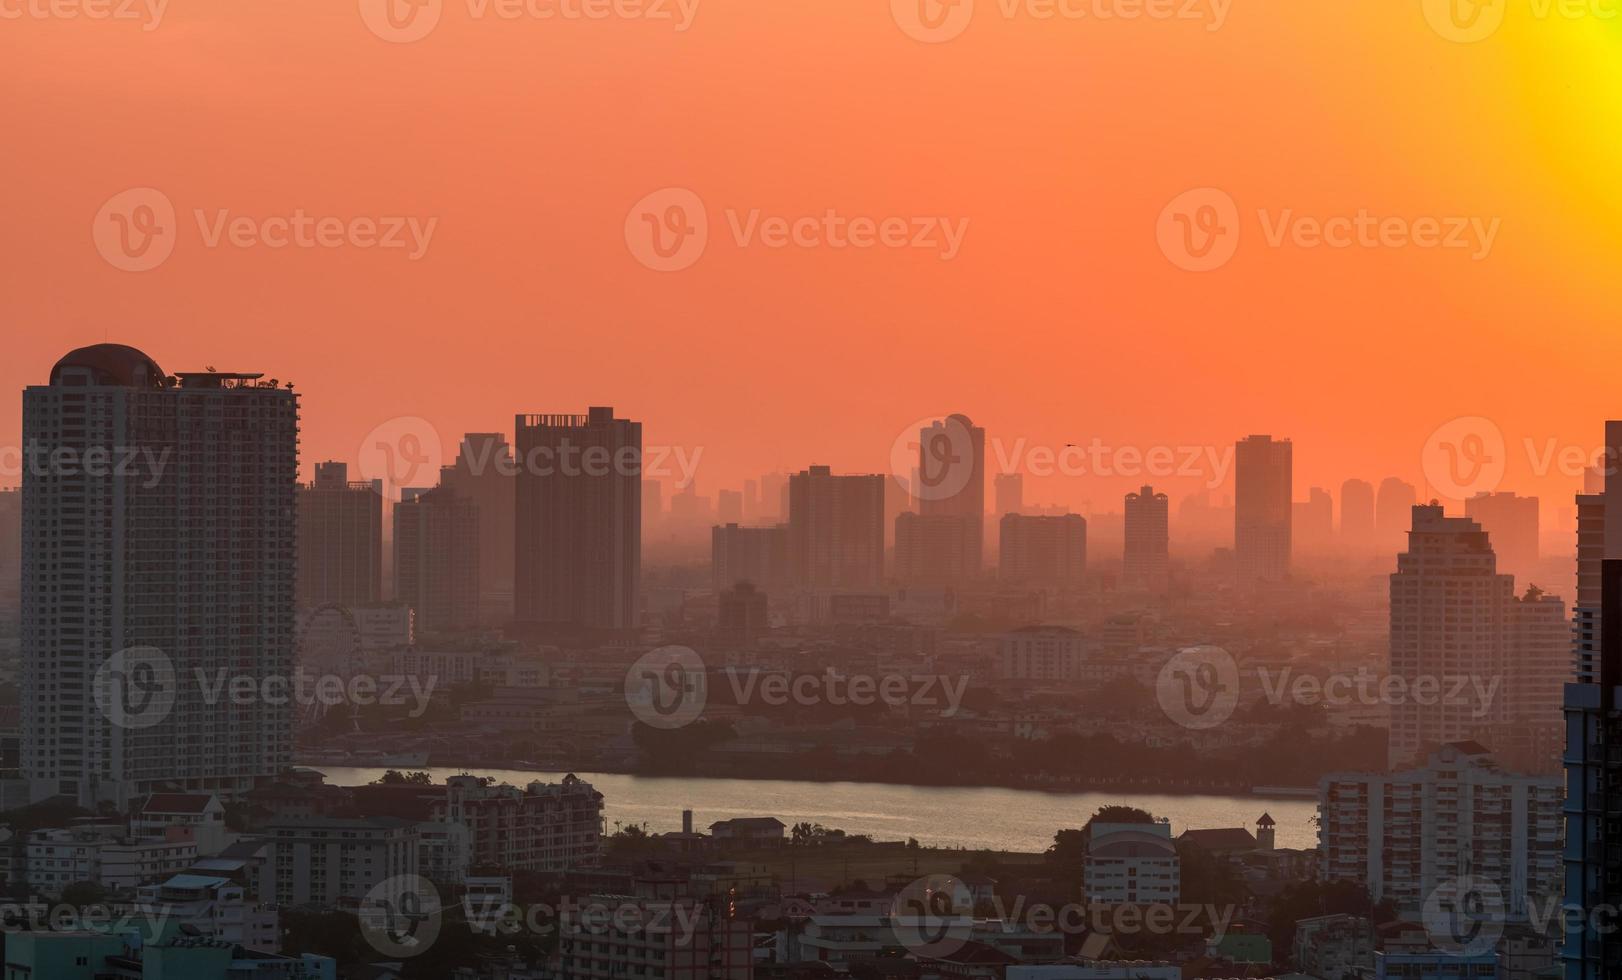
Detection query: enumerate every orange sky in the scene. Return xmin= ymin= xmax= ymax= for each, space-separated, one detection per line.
xmin=2 ymin=0 xmax=1619 ymax=518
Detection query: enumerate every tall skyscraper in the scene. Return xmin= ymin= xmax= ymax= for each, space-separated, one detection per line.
xmin=23 ymin=345 xmax=298 ymax=807
xmin=999 ymin=513 xmax=1086 ymax=588
xmin=994 ymin=472 xmax=1024 ymax=517
xmin=1387 ymin=504 xmax=1511 ymax=770
xmin=514 ymin=408 xmax=641 ymax=632
xmin=296 ymin=461 xmax=382 ymax=610
xmin=1339 ymin=478 xmax=1376 ymax=549
xmin=895 ymin=512 xmax=974 ymax=586
xmin=787 ymin=466 xmax=884 ymax=589
xmin=916 ymin=414 xmax=986 ymax=575
xmin=1466 ymin=490 xmax=1540 ymax=579
xmin=1375 ymin=477 xmax=1418 ymax=555
xmin=0 ymin=487 xmax=20 ymax=616
xmin=394 ymin=486 xmax=481 ymax=634
xmin=1123 ymin=485 xmax=1169 ymax=594
xmin=439 ymin=433 xmax=516 ymax=624
xmin=1234 ymin=435 xmax=1292 ymax=583
xmin=1563 ymin=421 xmax=1622 ymax=979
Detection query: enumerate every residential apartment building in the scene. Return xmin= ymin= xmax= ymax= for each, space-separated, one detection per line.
xmin=999 ymin=514 xmax=1087 ymax=589
xmin=295 ymin=461 xmax=382 ymax=609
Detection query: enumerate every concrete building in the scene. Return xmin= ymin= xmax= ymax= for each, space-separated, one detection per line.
xmin=1341 ymin=478 xmax=1376 ymax=550
xmin=22 ymin=345 xmax=298 ymax=807
xmin=711 ymin=522 xmax=790 ymax=592
xmin=514 ymin=408 xmax=642 ymax=632
xmin=266 ymin=816 xmax=419 ymax=907
xmin=895 ymin=512 xmax=976 ymax=585
xmin=717 ymin=582 xmax=769 ymax=647
xmin=26 ymin=826 xmax=198 ymax=895
xmin=557 ymin=896 xmax=753 ymax=980
xmin=994 ymin=472 xmax=1024 ymax=517
xmin=1467 ymin=490 xmax=1540 ymax=579
xmin=134 ymin=793 xmax=229 ymax=856
xmin=999 ymin=513 xmax=1086 ymax=589
xmin=1234 ymin=435 xmax=1292 ymax=583
xmin=296 ymin=461 xmax=382 ymax=610
xmin=1318 ymin=742 xmax=1561 ymax=918
xmin=1082 ymin=818 xmax=1180 ymax=905
xmin=788 ymin=466 xmax=885 ymax=589
xmin=134 ymin=872 xmax=280 ymax=951
xmin=1123 ymin=485 xmax=1169 ymax=593
xmin=393 ymin=485 xmax=480 ymax=634
xmin=433 ymin=773 xmax=603 ymax=872
xmin=1375 ymin=477 xmax=1418 ymax=556
xmin=1293 ymin=485 xmax=1334 ymax=553
xmin=997 ymin=626 xmax=1085 ymax=681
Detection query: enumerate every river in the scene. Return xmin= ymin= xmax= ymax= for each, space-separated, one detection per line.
xmin=309 ymin=766 xmax=1319 ymax=852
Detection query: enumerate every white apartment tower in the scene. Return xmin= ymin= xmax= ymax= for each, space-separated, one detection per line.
xmin=22 ymin=345 xmax=298 ymax=807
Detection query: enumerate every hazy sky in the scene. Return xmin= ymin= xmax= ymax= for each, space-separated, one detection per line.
xmin=2 ymin=0 xmax=1618 ymax=514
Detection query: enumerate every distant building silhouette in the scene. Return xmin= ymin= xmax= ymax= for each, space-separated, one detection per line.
xmin=23 ymin=345 xmax=297 ymax=807
xmin=514 ymin=408 xmax=641 ymax=632
xmin=1339 ymin=478 xmax=1376 ymax=548
xmin=717 ymin=488 xmax=743 ymax=524
xmin=917 ymin=414 xmax=985 ymax=575
xmin=717 ymin=582 xmax=769 ymax=647
xmin=394 ymin=486 xmax=480 ymax=634
xmin=1293 ymin=486 xmax=1334 ymax=554
xmin=440 ymin=433 xmax=516 ymax=624
xmin=1123 ymin=485 xmax=1169 ymax=594
xmin=895 ymin=512 xmax=974 ymax=586
xmin=999 ymin=513 xmax=1086 ymax=589
xmin=787 ymin=466 xmax=884 ymax=589
xmin=1466 ymin=490 xmax=1539 ymax=578
xmin=1374 ymin=477 xmax=1417 ymax=555
xmin=711 ymin=522 xmax=790 ymax=593
xmin=297 ymin=461 xmax=382 ymax=610
xmin=1235 ymin=435 xmax=1292 ymax=583
xmin=994 ymin=472 xmax=1024 ymax=517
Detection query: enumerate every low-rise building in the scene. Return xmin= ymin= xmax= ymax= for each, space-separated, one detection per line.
xmin=266 ymin=816 xmax=419 ymax=907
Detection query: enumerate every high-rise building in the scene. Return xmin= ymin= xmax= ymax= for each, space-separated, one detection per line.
xmin=1234 ymin=435 xmax=1292 ymax=583
xmin=641 ymin=480 xmax=663 ymax=527
xmin=1387 ymin=504 xmax=1512 ymax=769
xmin=1340 ymin=478 xmax=1376 ymax=549
xmin=999 ymin=513 xmax=1086 ymax=588
xmin=514 ymin=408 xmax=641 ymax=632
xmin=1123 ymin=485 xmax=1169 ymax=593
xmin=894 ymin=512 xmax=974 ymax=586
xmin=717 ymin=581 xmax=769 ymax=647
xmin=296 ymin=462 xmax=382 ymax=610
xmin=439 ymin=433 xmax=516 ymax=624
xmin=1319 ymin=743 xmax=1560 ymax=919
xmin=1293 ymin=486 xmax=1334 ymax=554
xmin=394 ymin=486 xmax=480 ymax=634
xmin=1375 ymin=477 xmax=1418 ymax=555
xmin=716 ymin=488 xmax=743 ymax=524
xmin=22 ymin=345 xmax=298 ymax=807
xmin=0 ymin=487 xmax=20 ymax=616
xmin=1563 ymin=420 xmax=1622 ymax=979
xmin=1501 ymin=585 xmax=1569 ymax=775
xmin=711 ymin=523 xmax=790 ymax=592
xmin=787 ymin=466 xmax=884 ymax=589
xmin=916 ymin=414 xmax=985 ymax=575
xmin=994 ymin=472 xmax=1024 ymax=517
xmin=1466 ymin=490 xmax=1540 ymax=579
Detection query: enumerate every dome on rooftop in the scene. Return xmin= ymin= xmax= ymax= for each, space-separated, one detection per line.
xmin=50 ymin=344 xmax=166 ymax=387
